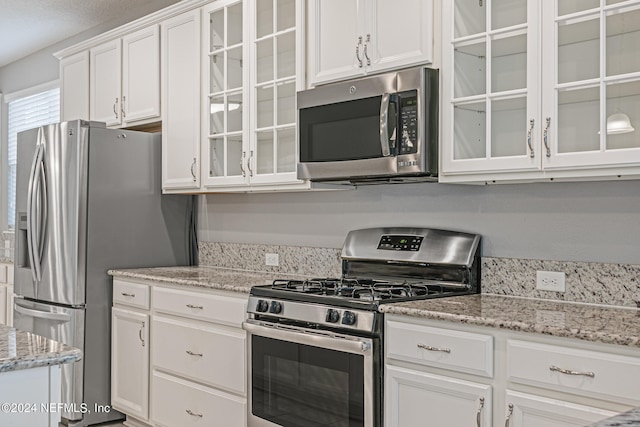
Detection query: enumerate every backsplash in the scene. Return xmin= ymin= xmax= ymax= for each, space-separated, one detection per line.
xmin=199 ymin=242 xmax=640 ymax=308
xmin=198 ymin=241 xmax=342 ymax=278
xmin=482 ymin=257 xmax=640 ymax=309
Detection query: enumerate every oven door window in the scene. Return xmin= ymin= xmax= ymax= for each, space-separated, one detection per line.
xmin=252 ymin=335 xmax=364 ymax=427
xmin=299 ymin=95 xmax=397 ymax=162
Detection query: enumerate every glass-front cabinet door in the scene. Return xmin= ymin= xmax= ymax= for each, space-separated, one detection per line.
xmin=202 ymin=0 xmax=303 ymax=189
xmin=203 ymin=0 xmax=248 ymax=187
xmin=542 ymin=0 xmax=640 ymax=169
xmin=249 ymin=0 xmax=301 ymax=185
xmin=441 ymin=0 xmax=540 ymax=175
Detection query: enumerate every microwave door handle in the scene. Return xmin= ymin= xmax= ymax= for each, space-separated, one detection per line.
xmin=380 ymin=93 xmax=391 ymax=156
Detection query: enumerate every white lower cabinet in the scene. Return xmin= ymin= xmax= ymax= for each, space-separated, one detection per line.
xmin=385 ymin=365 xmax=491 ymax=427
xmin=503 ymin=390 xmax=616 ymax=427
xmin=0 ymin=262 xmax=14 ymax=325
xmin=385 ymin=315 xmax=636 ymax=427
xmin=111 ymin=307 xmax=149 ymax=420
xmin=111 ymin=278 xmax=247 ymax=427
xmin=152 ymin=371 xmax=246 ymax=427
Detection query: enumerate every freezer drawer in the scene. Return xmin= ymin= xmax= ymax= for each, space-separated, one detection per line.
xmin=13 ymin=298 xmax=85 ymax=422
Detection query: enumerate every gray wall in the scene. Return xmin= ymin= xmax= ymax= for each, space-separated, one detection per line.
xmin=0 ymin=0 xmax=181 ymax=230
xmin=198 ymin=180 xmax=640 ymax=265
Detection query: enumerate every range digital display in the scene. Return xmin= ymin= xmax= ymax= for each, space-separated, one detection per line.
xmin=377 ymin=235 xmax=424 ymax=251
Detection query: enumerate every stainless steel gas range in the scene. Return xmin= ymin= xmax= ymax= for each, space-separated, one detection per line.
xmin=243 ymin=227 xmax=481 ymax=427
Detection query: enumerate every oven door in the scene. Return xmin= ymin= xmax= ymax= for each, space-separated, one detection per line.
xmin=243 ymin=319 xmax=377 ymax=427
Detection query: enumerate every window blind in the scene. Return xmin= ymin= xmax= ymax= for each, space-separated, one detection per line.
xmin=6 ymin=88 xmax=60 ymax=228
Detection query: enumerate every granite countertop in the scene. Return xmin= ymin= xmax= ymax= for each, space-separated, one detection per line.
xmin=108 ymin=265 xmax=307 ymax=293
xmin=586 ymin=407 xmax=640 ymax=426
xmin=0 ymin=256 xmax=12 ymax=264
xmin=379 ymin=294 xmax=640 ymax=348
xmin=0 ymin=324 xmax=82 ymax=373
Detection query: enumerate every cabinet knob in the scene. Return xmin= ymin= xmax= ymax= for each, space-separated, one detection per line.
xmin=364 ymin=34 xmax=371 ymax=66
xmin=113 ymin=97 xmax=119 ymax=119
xmin=190 ymin=157 xmax=197 ymax=182
xmin=543 ymin=117 xmax=552 ymax=158
xmin=549 ymin=365 xmax=595 ymax=378
xmin=504 ymin=403 xmax=513 ymax=427
xmin=476 ymin=397 xmax=485 ymax=427
xmin=356 ymin=36 xmax=363 ymax=68
xmin=527 ymin=118 xmax=535 ymax=158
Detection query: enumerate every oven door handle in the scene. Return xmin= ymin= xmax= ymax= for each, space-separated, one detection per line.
xmin=243 ymin=319 xmax=373 ymax=355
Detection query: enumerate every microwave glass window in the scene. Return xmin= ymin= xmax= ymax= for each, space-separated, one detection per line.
xmin=300 ymin=96 xmax=394 ymax=162
xmin=252 ymin=335 xmax=364 ymax=427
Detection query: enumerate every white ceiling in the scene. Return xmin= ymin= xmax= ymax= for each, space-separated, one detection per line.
xmin=0 ymin=0 xmax=182 ymax=68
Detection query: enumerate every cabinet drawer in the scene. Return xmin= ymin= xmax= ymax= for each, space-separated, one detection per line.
xmin=386 ymin=320 xmax=493 ymax=377
xmin=0 ymin=265 xmax=7 ymax=284
xmin=151 ymin=315 xmax=246 ymax=394
xmin=152 ymin=286 xmax=246 ymax=327
xmin=113 ymin=279 xmax=150 ymax=310
xmin=507 ymin=339 xmax=640 ymax=406
xmin=151 ymin=371 xmax=246 ymax=427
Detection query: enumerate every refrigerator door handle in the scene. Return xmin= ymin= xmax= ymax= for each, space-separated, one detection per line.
xmin=26 ymin=141 xmax=44 ymax=282
xmin=37 ymin=157 xmax=48 ymax=266
xmin=31 ymin=143 xmax=46 ymax=282
xmin=14 ymin=303 xmax=72 ymax=322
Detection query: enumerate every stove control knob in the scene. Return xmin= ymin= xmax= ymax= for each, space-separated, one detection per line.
xmin=325 ymin=309 xmax=340 ymax=323
xmin=269 ymin=301 xmax=283 ymax=314
xmin=341 ymin=311 xmax=357 ymax=326
xmin=256 ymin=300 xmax=269 ymax=313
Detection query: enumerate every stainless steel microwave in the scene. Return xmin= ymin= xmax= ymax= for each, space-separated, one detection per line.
xmin=297 ymin=67 xmax=438 ymax=184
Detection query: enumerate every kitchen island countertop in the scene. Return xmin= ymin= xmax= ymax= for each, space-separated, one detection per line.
xmin=108 ymin=265 xmax=307 ymax=294
xmin=0 ymin=324 xmax=81 ymax=372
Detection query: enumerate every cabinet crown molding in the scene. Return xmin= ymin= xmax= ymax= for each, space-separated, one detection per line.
xmin=54 ymin=0 xmax=211 ymax=59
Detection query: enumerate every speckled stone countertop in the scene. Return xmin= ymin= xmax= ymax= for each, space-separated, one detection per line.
xmin=0 ymin=256 xmax=11 ymax=264
xmin=0 ymin=324 xmax=82 ymax=373
xmin=379 ymin=294 xmax=640 ymax=348
xmin=586 ymin=407 xmax=640 ymax=426
xmin=108 ymin=266 xmax=307 ymax=293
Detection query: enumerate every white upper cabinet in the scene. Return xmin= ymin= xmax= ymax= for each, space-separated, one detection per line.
xmin=60 ymin=51 xmax=90 ymax=122
xmin=308 ymin=0 xmax=434 ymax=86
xmin=202 ymin=0 xmax=308 ymax=191
xmin=202 ymin=0 xmax=248 ymax=187
xmin=90 ymin=40 xmax=122 ymax=127
xmin=122 ymin=25 xmax=161 ymax=124
xmin=441 ymin=0 xmax=640 ymax=183
xmin=161 ymin=10 xmax=201 ymax=191
xmin=541 ymin=1 xmax=640 ymax=171
xmin=90 ymin=26 xmax=160 ymax=128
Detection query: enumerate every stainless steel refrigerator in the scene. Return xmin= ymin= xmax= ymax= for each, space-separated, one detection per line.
xmin=13 ymin=120 xmax=197 ymax=426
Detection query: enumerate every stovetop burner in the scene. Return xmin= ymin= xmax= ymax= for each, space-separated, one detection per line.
xmin=269 ymin=278 xmax=466 ymax=302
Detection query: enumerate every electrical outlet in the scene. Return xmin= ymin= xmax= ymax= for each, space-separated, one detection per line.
xmin=536 ymin=271 xmax=566 ymax=292
xmin=265 ymin=253 xmax=279 ymax=267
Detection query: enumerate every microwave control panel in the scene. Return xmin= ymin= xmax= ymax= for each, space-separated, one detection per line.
xmin=378 ymin=234 xmax=424 ymax=251
xmin=399 ymin=91 xmax=418 ymax=154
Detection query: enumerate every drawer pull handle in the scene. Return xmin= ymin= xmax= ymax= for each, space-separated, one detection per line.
xmin=186 ymin=409 xmax=203 ymax=418
xmin=549 ymin=365 xmax=595 ymax=378
xmin=186 ymin=304 xmax=203 ymax=310
xmin=477 ymin=397 xmax=484 ymax=427
xmin=121 ymin=292 xmax=135 ymax=297
xmin=417 ymin=344 xmax=451 ymax=353
xmin=504 ymin=403 xmax=513 ymax=427
xmin=186 ymin=350 xmax=203 ymax=357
